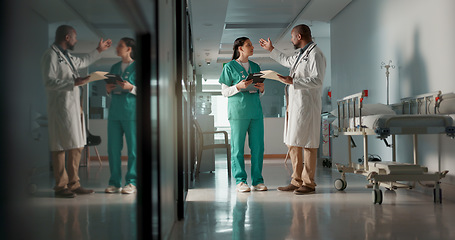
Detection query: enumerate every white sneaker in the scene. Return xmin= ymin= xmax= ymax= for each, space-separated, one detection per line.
xmin=252 ymin=183 xmax=268 ymax=191
xmin=236 ymin=182 xmax=251 ymax=192
xmin=121 ymin=184 xmax=137 ymax=194
xmin=105 ymin=186 xmax=122 ymax=193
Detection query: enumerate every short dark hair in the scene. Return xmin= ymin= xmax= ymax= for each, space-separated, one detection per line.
xmin=121 ymin=37 xmax=136 ymax=60
xmin=293 ymin=24 xmax=312 ymax=41
xmin=55 ymin=25 xmax=75 ymax=43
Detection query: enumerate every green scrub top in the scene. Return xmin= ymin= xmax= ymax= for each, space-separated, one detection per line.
xmin=219 ymin=60 xmax=263 ymax=120
xmin=108 ymin=61 xmax=136 ymax=121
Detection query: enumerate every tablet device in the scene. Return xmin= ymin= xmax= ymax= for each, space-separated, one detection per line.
xmin=104 ymin=73 xmax=124 ymax=84
xmin=246 ymin=73 xmax=265 ymax=83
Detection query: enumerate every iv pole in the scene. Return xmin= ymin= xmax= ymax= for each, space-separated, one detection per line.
xmin=381 ymin=60 xmax=395 ymax=105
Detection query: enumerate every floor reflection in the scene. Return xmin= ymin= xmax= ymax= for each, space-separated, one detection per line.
xmin=286 ymin=199 xmax=319 ymax=240
xmin=232 ymin=193 xmax=249 ymax=240
xmin=247 ymin=193 xmax=266 ymax=240
xmin=26 ymin=163 xmax=137 ymax=240
xmin=53 ymin=204 xmax=83 ymax=240
xmin=170 ymin=158 xmax=455 ymax=240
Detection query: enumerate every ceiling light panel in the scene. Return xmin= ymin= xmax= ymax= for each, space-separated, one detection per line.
xmin=224 ymin=23 xmax=289 ymax=29
xmin=225 ymin=0 xmax=310 ymax=23
xmin=220 ymin=28 xmax=288 ymax=48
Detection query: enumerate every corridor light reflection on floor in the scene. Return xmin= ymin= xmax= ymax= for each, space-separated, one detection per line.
xmin=26 ymin=162 xmax=137 ymax=240
xmin=170 ymin=155 xmax=455 ymax=240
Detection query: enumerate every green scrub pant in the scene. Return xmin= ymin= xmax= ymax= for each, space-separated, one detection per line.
xmin=229 ymin=118 xmax=264 ymax=186
xmin=107 ymin=119 xmax=137 ymax=188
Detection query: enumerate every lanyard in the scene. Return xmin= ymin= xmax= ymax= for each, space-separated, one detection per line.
xmin=235 ymin=60 xmax=251 ymax=82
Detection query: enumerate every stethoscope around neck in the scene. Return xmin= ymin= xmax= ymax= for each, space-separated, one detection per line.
xmin=291 ymin=43 xmax=316 ymax=77
xmin=51 ymin=44 xmax=79 ymax=79
xmin=301 ymin=43 xmax=316 ymax=62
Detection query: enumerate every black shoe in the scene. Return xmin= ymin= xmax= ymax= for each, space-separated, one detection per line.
xmin=277 ymin=184 xmax=299 ymax=192
xmin=72 ymin=187 xmax=95 ymax=195
xmin=55 ymin=189 xmax=76 ymax=198
xmin=294 ymin=186 xmax=315 ymax=195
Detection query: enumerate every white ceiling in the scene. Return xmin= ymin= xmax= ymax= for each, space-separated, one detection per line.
xmin=188 ymin=0 xmax=352 ymax=79
xmin=30 ymin=0 xmax=134 ymax=68
xmin=29 ymin=0 xmax=352 ymax=77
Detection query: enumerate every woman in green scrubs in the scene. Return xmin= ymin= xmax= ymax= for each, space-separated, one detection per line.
xmin=104 ymin=37 xmax=137 ymax=194
xmin=219 ymin=37 xmax=267 ymax=192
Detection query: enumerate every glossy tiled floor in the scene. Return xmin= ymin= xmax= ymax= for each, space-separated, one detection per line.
xmin=170 ymin=157 xmax=455 ymax=240
xmin=23 ymin=162 xmax=137 ymax=240
xmin=21 ymin=156 xmax=455 ymax=240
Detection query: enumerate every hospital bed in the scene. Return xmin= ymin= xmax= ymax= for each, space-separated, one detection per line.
xmin=332 ymin=91 xmax=454 ymax=204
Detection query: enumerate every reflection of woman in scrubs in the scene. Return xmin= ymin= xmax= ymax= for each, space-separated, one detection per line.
xmin=104 ymin=37 xmax=137 ymax=194
xmin=219 ymin=37 xmax=267 ymax=192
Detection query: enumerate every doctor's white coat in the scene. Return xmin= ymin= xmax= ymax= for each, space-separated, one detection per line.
xmin=41 ymin=44 xmax=101 ymax=151
xmin=270 ymin=43 xmax=326 ymax=148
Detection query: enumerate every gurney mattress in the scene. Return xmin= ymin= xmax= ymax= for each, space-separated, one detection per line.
xmin=338 ymin=114 xmax=453 ymax=135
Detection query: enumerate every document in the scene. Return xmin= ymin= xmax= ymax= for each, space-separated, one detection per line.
xmin=259 ymin=70 xmax=284 ymax=82
xmin=88 ymin=71 xmax=109 ymax=82
xmin=239 ymin=70 xmax=285 ymax=92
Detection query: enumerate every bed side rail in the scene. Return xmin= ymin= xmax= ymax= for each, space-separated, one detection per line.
xmin=336 ymin=90 xmax=368 ymax=133
xmin=396 ymin=91 xmax=442 ymax=115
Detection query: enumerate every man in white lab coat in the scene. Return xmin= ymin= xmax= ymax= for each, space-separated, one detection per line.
xmin=260 ymin=24 xmax=326 ymax=195
xmin=41 ymin=25 xmax=112 ymax=198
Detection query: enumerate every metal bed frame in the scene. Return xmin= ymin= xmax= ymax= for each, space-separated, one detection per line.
xmin=333 ymin=91 xmax=454 ymax=204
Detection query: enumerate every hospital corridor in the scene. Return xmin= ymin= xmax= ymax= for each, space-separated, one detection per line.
xmin=2 ymin=0 xmax=455 ymax=239
xmin=21 ymin=155 xmax=455 ymax=239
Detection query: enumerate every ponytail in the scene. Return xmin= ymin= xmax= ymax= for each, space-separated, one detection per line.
xmin=121 ymin=37 xmax=136 ymax=60
xmin=232 ymin=37 xmax=249 ymax=60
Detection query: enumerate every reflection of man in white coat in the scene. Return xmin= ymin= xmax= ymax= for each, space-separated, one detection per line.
xmin=260 ymin=24 xmax=326 ymax=195
xmin=41 ymin=25 xmax=112 ymax=198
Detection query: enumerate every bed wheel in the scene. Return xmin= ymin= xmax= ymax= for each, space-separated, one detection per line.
xmin=433 ymin=188 xmax=442 ymax=204
xmin=334 ymin=178 xmax=347 ymax=191
xmin=373 ymin=189 xmax=383 ymax=204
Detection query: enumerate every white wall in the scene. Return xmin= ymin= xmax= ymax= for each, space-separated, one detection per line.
xmin=331 ymin=0 xmax=455 ymax=196
xmin=243 ymin=117 xmax=288 ymax=155
xmin=316 ymin=37 xmax=333 ymax=113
